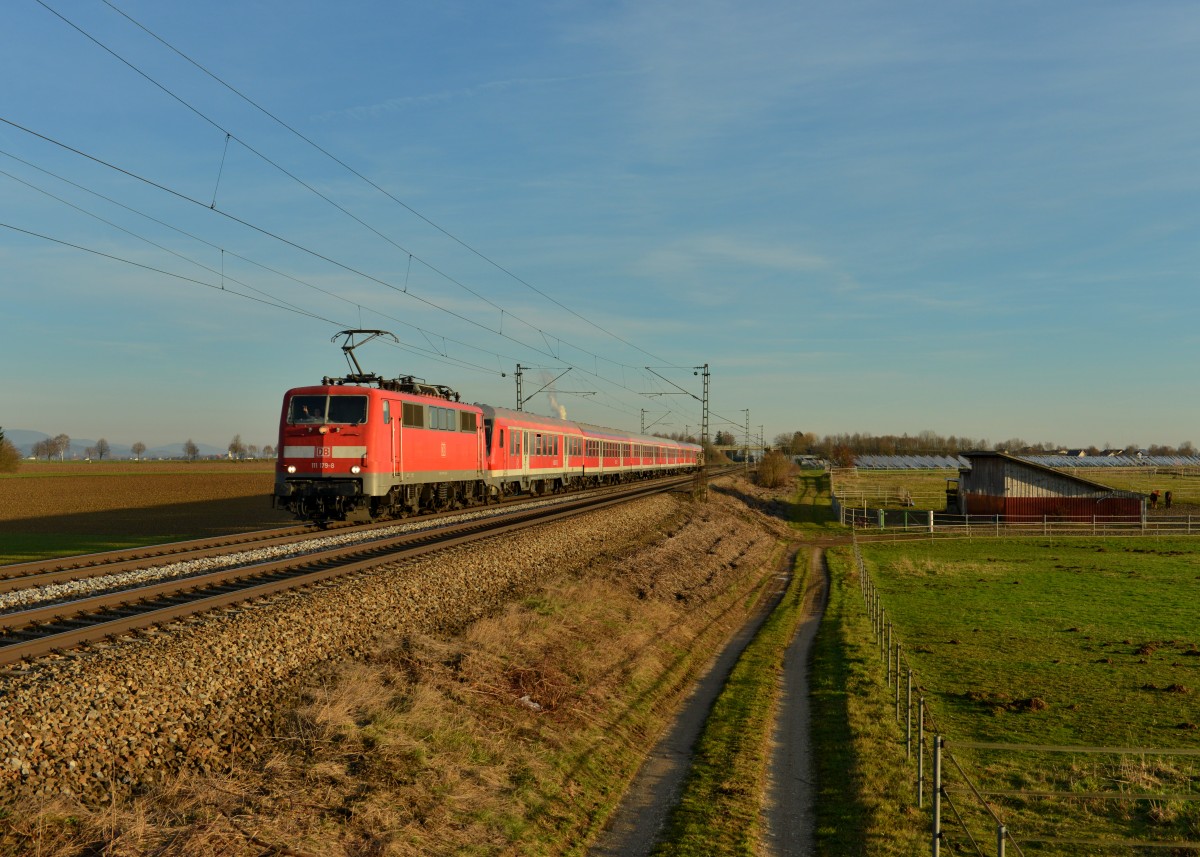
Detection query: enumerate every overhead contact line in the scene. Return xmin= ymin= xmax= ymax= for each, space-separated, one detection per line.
xmin=1 ymin=115 xmax=667 ymax=407
xmin=97 ymin=0 xmax=676 ymax=370
xmin=35 ymin=0 xmax=677 ymax=389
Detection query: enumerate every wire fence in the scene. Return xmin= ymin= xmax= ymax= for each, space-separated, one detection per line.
xmin=851 ymin=534 xmax=1200 ymax=855
xmin=834 ymin=496 xmax=1200 ymax=540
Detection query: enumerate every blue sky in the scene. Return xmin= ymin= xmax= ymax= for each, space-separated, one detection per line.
xmin=3 ymin=0 xmax=1198 ymax=452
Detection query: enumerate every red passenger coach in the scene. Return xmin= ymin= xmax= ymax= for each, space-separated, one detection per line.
xmin=480 ymin=406 xmax=702 ymax=498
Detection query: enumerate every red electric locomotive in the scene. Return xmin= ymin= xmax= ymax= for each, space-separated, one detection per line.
xmin=273 ymin=331 xmax=703 ymax=523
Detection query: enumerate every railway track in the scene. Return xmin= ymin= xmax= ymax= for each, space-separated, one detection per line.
xmin=0 ymin=473 xmax=704 ymax=667
xmin=0 ymin=472 xmax=721 ymax=595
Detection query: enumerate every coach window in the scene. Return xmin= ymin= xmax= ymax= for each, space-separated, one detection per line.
xmin=382 ymin=400 xmax=391 ymax=424
xmin=460 ymin=412 xmax=477 ymax=432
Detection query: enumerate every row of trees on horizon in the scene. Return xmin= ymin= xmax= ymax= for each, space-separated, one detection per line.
xmin=767 ymin=430 xmax=1198 ymax=463
xmin=17 ymin=432 xmax=275 ymax=462
xmin=657 ymin=428 xmax=1197 ymax=463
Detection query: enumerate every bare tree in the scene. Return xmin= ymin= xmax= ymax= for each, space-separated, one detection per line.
xmin=228 ymin=434 xmax=246 ymax=460
xmin=262 ymin=444 xmax=275 ymax=459
xmin=32 ymin=438 xmax=52 ymax=460
xmin=0 ymin=427 xmax=20 ymax=473
xmin=131 ymin=441 xmax=147 ymax=461
xmin=95 ymin=438 xmax=110 ymax=460
xmin=830 ymin=443 xmax=856 ymax=468
xmin=52 ymin=433 xmax=70 ymax=461
xmin=183 ymin=439 xmax=199 ymax=461
xmin=85 ymin=446 xmax=97 ymax=460
xmin=247 ymin=444 xmax=259 ymax=459
xmin=756 ymin=450 xmax=796 ymax=488
xmin=773 ymin=431 xmax=817 ymax=456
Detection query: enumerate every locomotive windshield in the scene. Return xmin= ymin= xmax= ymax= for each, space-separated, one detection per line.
xmin=288 ymin=394 xmax=368 ymax=425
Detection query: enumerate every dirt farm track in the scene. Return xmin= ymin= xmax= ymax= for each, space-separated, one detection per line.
xmin=0 ymin=462 xmax=293 ymax=538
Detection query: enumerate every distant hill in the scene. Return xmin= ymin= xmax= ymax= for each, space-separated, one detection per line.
xmin=4 ymin=429 xmax=231 ymax=460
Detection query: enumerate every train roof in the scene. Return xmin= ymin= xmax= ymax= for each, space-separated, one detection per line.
xmin=286 ymin=384 xmax=482 ymax=409
xmin=478 ymin=405 xmax=700 ymax=451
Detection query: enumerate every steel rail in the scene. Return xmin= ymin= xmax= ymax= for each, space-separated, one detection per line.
xmin=0 ymin=521 xmax=354 ymax=582
xmin=1 ymin=467 xmax=720 ymax=589
xmin=0 ymin=475 xmax=697 ymax=667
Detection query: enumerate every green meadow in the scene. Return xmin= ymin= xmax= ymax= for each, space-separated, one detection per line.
xmin=841 ymin=537 xmax=1200 ymax=852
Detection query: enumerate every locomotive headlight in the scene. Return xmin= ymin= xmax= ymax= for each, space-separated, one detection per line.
xmin=351 ymin=465 xmax=361 ymax=474
xmin=287 ymin=465 xmax=297 ymax=474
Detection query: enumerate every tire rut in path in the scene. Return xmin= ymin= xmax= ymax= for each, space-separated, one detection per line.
xmin=762 ymin=546 xmax=830 ymax=856
xmin=589 ymin=542 xmax=813 ymax=857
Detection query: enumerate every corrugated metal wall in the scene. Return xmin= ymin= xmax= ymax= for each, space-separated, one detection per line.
xmin=963 ymin=496 xmax=1144 ymax=519
xmin=961 ymin=455 xmax=1143 ymax=519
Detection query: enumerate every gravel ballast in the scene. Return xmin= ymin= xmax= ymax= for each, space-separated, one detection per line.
xmin=1 ymin=495 xmax=685 ymax=801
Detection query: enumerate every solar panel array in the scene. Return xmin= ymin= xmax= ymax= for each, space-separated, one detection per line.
xmin=1021 ymin=455 xmax=1200 ymax=469
xmin=852 ymin=453 xmax=1200 ymax=470
xmin=853 ymin=455 xmax=969 ymax=470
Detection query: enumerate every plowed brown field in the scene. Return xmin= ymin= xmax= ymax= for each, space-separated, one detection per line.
xmin=0 ymin=461 xmax=293 ymax=537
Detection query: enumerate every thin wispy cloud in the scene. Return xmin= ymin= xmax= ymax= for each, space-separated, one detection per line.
xmin=314 ymin=70 xmax=642 ymax=123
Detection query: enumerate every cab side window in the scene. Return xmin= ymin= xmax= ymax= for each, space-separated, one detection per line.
xmin=402 ymin=403 xmax=424 ymax=428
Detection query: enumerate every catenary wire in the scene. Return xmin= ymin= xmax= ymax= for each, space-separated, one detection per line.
xmin=38 ymin=0 xmax=673 ymax=379
xmin=98 ymin=0 xmax=680 ymax=370
xmin=0 ymin=115 xmax=694 ymax=425
xmin=17 ymin=8 xmax=717 ymax=430
xmin=0 ymin=146 xmax=551 ymax=375
xmin=2 ymin=153 xmax=665 ymax=419
xmin=1 ymin=221 xmax=502 ymax=376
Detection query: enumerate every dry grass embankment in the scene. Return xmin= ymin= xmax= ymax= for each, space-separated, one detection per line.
xmin=1 ymin=477 xmax=789 ymax=856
